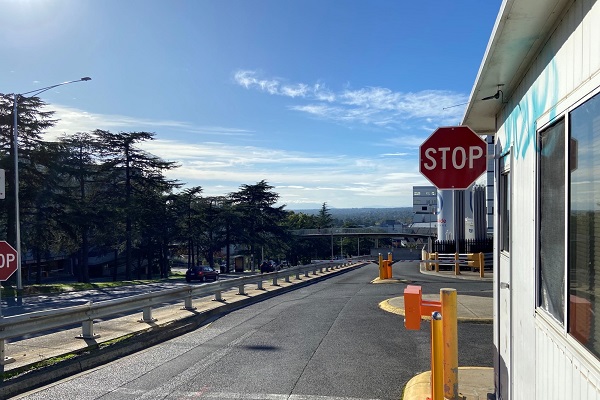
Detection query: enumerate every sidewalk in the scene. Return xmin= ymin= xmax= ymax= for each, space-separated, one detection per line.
xmin=377 ymin=262 xmax=495 ymax=400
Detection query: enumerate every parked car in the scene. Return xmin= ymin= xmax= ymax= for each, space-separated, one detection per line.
xmin=186 ymin=265 xmax=219 ymax=282
xmin=260 ymin=261 xmax=275 ymax=273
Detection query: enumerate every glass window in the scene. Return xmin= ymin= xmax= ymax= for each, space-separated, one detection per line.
xmin=500 ymin=165 xmax=510 ymax=253
xmin=569 ymin=92 xmax=600 ymax=357
xmin=538 ymin=118 xmax=566 ymax=324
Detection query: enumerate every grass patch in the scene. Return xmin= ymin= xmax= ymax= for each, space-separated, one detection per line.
xmin=2 ymin=353 xmax=78 ymax=381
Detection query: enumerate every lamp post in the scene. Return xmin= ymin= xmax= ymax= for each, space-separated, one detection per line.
xmin=12 ymin=77 xmax=91 ymax=290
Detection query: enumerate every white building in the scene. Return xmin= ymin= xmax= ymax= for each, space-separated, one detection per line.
xmin=462 ymin=0 xmax=600 ymax=398
xmin=412 ymin=186 xmax=437 ymax=223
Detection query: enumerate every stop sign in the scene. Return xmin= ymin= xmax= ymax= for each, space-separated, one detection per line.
xmin=0 ymin=241 xmax=18 ymax=281
xmin=420 ymin=126 xmax=487 ymax=190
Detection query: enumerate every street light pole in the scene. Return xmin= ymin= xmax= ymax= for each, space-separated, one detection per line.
xmin=12 ymin=77 xmax=91 ymax=290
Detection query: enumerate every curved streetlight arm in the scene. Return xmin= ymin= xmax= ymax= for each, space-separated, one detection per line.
xmin=19 ymin=77 xmax=92 ymax=98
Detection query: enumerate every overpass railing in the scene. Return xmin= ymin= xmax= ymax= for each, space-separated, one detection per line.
xmin=292 ymin=228 xmax=400 ymax=235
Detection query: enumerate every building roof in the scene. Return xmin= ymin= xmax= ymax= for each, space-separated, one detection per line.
xmin=461 ymin=0 xmax=572 ymax=134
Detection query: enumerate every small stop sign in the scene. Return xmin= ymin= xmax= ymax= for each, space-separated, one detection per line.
xmin=0 ymin=241 xmax=18 ymax=281
xmin=420 ymin=126 xmax=487 ymax=190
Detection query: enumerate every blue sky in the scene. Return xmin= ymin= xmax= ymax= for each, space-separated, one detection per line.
xmin=1 ymin=0 xmax=501 ymax=209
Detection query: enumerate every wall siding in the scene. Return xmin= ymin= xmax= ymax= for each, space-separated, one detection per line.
xmin=496 ymin=0 xmax=600 ymax=398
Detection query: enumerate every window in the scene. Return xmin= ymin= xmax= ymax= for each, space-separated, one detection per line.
xmin=499 ymin=156 xmax=510 ymax=253
xmin=538 ymin=118 xmax=566 ymax=324
xmin=569 ymin=92 xmax=600 ymax=357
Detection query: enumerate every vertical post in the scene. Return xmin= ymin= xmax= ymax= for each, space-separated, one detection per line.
xmin=13 ymin=94 xmax=22 ymax=291
xmin=81 ymin=320 xmax=95 ymax=338
xmin=454 ymin=252 xmax=460 ymax=275
xmin=331 ymin=232 xmax=334 ymax=260
xmin=441 ymin=288 xmax=459 ymax=400
xmin=0 ymin=338 xmax=4 ymax=381
xmin=431 ymin=311 xmax=444 ymax=400
xmin=141 ymin=306 xmax=155 ymax=322
xmin=434 ymin=252 xmax=439 ymax=273
xmin=378 ymin=253 xmax=384 ymax=280
xmin=479 ymin=252 xmax=485 ymax=278
xmin=184 ymin=295 xmax=194 ymax=310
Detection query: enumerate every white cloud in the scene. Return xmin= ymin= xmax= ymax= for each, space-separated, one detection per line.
xmin=42 ymin=97 xmax=432 ymax=208
xmin=234 ymin=70 xmax=468 ymax=128
xmin=44 ymin=104 xmax=255 ymax=140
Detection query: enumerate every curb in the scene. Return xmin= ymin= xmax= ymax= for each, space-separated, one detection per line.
xmin=378 ymin=298 xmax=493 ymax=324
xmin=402 ymin=367 xmax=495 ymax=400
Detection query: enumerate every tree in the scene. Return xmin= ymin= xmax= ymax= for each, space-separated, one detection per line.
xmin=93 ymin=130 xmax=180 ymax=279
xmin=317 ymin=202 xmax=333 ymax=229
xmin=0 ymin=94 xmax=57 ymax=282
xmin=230 ymin=180 xmax=287 ymax=270
xmin=52 ymin=132 xmax=112 ymax=283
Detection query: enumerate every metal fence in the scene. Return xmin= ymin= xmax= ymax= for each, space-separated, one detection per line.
xmin=432 ymin=238 xmax=493 ymax=254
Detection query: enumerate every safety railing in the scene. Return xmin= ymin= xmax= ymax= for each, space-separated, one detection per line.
xmin=0 ymin=260 xmax=362 ymax=367
xmin=423 ymin=251 xmax=492 ymax=277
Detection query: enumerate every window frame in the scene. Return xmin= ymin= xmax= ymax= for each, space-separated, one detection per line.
xmin=499 ymin=152 xmax=511 ymax=254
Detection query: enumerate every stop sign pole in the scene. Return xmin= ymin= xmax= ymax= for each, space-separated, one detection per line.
xmin=419 ymin=126 xmax=487 ymax=253
xmin=0 ymin=241 xmax=18 ymax=318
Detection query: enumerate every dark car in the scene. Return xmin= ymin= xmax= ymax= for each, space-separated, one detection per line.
xmin=186 ymin=265 xmax=219 ymax=282
xmin=260 ymin=261 xmax=275 ymax=273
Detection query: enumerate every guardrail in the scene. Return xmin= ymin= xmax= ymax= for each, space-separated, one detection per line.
xmin=423 ymin=252 xmax=492 ymax=277
xmin=0 ymin=260 xmax=365 ymax=368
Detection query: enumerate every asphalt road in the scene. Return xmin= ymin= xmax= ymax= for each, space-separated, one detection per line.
xmin=15 ymin=262 xmax=493 ymax=400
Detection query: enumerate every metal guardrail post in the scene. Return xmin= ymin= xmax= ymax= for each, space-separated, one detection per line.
xmin=80 ymin=320 xmax=98 ymax=339
xmin=140 ymin=307 xmax=156 ymax=323
xmin=441 ymin=288 xmax=459 ymax=399
xmin=431 ymin=311 xmax=444 ymax=400
xmin=296 ymin=271 xmax=301 ymax=280
xmin=238 ymin=284 xmax=246 ymax=295
xmin=257 ymin=281 xmax=263 ymax=290
xmin=304 ymin=270 xmax=309 ymax=277
xmin=183 ymin=294 xmax=195 ymax=310
xmin=285 ymin=275 xmax=290 ymax=283
xmin=272 ymin=277 xmax=279 ymax=286
xmin=214 ymin=291 xmax=223 ymax=302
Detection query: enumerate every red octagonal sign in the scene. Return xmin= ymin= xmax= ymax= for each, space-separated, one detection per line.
xmin=420 ymin=126 xmax=486 ymax=190
xmin=0 ymin=241 xmax=18 ymax=281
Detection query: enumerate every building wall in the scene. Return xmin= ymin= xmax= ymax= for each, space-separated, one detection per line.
xmin=495 ymin=0 xmax=600 ymax=398
xmin=412 ymin=186 xmax=437 ymax=223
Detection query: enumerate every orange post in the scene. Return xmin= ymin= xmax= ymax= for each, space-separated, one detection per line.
xmin=378 ymin=253 xmax=385 ymax=280
xmin=386 ymin=254 xmax=392 ymax=279
xmin=404 ymin=285 xmax=422 ymax=330
xmin=441 ymin=288 xmax=458 ymax=399
xmin=430 ymin=311 xmax=444 ymax=400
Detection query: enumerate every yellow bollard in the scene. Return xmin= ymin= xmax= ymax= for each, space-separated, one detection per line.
xmin=431 ymin=311 xmax=444 ymax=400
xmin=454 ymin=252 xmax=461 ymax=275
xmin=441 ymin=288 xmax=459 ymax=400
xmin=378 ymin=253 xmax=385 ymax=280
